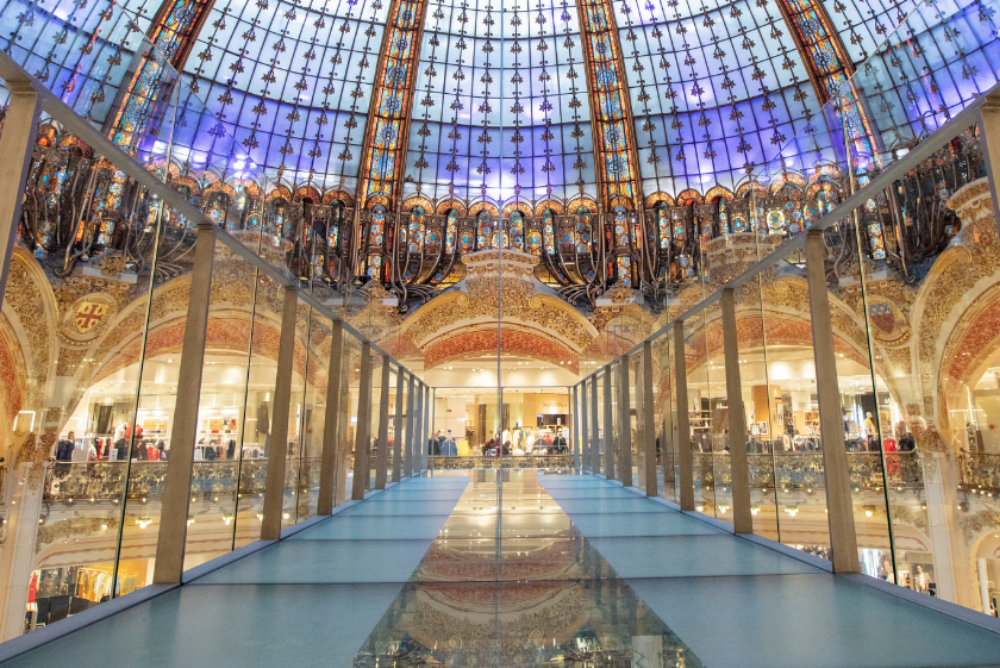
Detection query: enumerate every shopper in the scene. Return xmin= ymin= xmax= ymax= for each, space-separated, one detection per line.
xmin=55 ymin=432 xmax=75 ymax=476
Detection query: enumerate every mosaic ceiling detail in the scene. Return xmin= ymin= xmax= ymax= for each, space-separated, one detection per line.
xmin=87 ymin=0 xmax=922 ymax=203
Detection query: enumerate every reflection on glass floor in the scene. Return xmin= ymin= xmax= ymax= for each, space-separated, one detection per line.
xmin=4 ymin=470 xmax=1000 ymax=668
xmin=353 ymin=470 xmax=702 ymax=667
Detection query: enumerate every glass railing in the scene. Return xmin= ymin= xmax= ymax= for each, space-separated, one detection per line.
xmin=0 ymin=50 xmax=422 ymax=645
xmin=577 ymin=0 xmax=1000 ymax=615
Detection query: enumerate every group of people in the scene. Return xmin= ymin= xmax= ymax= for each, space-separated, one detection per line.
xmin=53 ymin=423 xmax=168 ymax=473
xmin=480 ymin=428 xmax=568 ymax=456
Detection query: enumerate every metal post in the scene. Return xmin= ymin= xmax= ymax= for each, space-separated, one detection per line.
xmin=259 ymin=286 xmax=300 ymax=541
xmin=419 ymin=383 xmax=428 ymax=472
xmin=152 ymin=224 xmax=216 ymax=583
xmin=643 ymin=342 xmax=658 ymax=496
xmin=351 ymin=342 xmax=373 ymax=500
xmin=603 ymin=365 xmax=615 ymax=480
xmin=806 ymin=229 xmax=860 ymax=573
xmin=0 ymin=82 xmax=40 ymax=303
xmin=578 ymin=382 xmax=586 ymax=471
xmin=393 ymin=367 xmax=405 ymax=482
xmin=574 ymin=383 xmax=582 ymax=470
xmin=318 ymin=320 xmax=344 ymax=514
xmin=721 ymin=288 xmax=753 ymax=533
xmin=618 ymin=356 xmax=633 ymax=487
xmin=405 ymin=374 xmax=416 ymax=476
xmin=590 ymin=372 xmax=600 ymax=474
xmin=430 ymin=387 xmax=436 ymax=472
xmin=426 ymin=384 xmax=432 ymax=470
xmin=375 ymin=355 xmax=391 ymax=489
xmin=580 ymin=382 xmax=589 ymax=473
xmin=675 ymin=321 xmax=694 ymax=511
xmin=415 ymin=382 xmax=425 ymax=473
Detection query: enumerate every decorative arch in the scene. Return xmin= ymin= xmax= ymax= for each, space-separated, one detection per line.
xmin=501 ymin=201 xmax=532 ymax=218
xmin=675 ymin=189 xmax=703 ymax=206
xmin=293 ymin=186 xmax=322 ymax=203
xmin=322 ymin=189 xmax=354 ymax=206
xmin=423 ymin=328 xmax=580 ymax=375
xmin=266 ymin=185 xmax=293 ymax=203
xmin=704 ymin=186 xmax=735 ymax=203
xmin=469 ymin=200 xmax=500 ymax=217
xmin=644 ymin=191 xmax=675 ymax=208
xmin=735 ymin=181 xmax=768 ymax=199
xmin=402 ymin=196 xmax=433 ymax=212
xmin=436 ymin=199 xmax=467 ymax=215
xmin=535 ymin=199 xmax=567 ymax=215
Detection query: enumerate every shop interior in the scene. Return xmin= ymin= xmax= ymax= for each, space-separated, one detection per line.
xmin=432 ymin=386 xmax=570 ymax=455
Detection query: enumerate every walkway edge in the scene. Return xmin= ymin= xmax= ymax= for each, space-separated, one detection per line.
xmin=0 ymin=497 xmax=374 ymax=664
xmin=615 ymin=478 xmax=1000 ymax=636
xmin=0 ymin=584 xmax=178 ymax=664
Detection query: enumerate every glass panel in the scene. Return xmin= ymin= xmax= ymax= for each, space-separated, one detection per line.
xmin=332 ymin=331 xmax=358 ymax=507
xmin=233 ymin=273 xmax=280 ymax=548
xmin=343 ymin=332 xmax=363 ymax=495
xmin=761 ymin=253 xmax=830 ymax=558
xmin=182 ymin=240 xmax=255 ymax=570
xmin=703 ymin=303 xmax=731 ymax=526
xmin=609 ymin=361 xmax=620 ymax=478
xmin=815 ymin=221 xmax=893 ymax=578
xmin=297 ymin=313 xmax=331 ymax=522
xmin=597 ymin=371 xmax=606 ymax=476
xmin=1 ymin=144 xmax=163 ymax=637
xmin=115 ymin=167 xmax=203 ymax=607
xmin=365 ymin=350 xmax=379 ymax=493
xmin=663 ymin=330 xmax=680 ymax=504
xmin=650 ymin=336 xmax=666 ymax=500
xmin=736 ymin=279 xmax=781 ymax=541
xmin=856 ymin=126 xmax=986 ymax=606
xmin=280 ymin=302 xmax=310 ymax=529
xmin=684 ymin=316 xmax=714 ymax=515
xmin=631 ymin=354 xmax=644 ymax=491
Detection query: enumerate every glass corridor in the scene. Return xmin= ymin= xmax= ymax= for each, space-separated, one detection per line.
xmin=2 ymin=469 xmax=999 ymax=667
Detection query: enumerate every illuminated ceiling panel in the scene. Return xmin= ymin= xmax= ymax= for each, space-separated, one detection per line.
xmin=398 ymin=0 xmax=595 ymax=204
xmin=180 ymin=0 xmax=391 ymax=188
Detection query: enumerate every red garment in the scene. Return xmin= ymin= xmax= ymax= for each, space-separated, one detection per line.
xmin=147 ymin=445 xmax=158 ymax=461
xmin=27 ymin=573 xmax=38 ymax=604
xmin=884 ymin=439 xmax=900 ymax=476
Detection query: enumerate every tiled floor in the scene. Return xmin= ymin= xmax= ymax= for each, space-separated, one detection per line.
xmin=3 ymin=470 xmax=999 ymax=667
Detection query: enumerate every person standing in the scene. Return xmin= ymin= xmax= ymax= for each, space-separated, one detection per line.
xmin=55 ymin=432 xmax=75 ymax=476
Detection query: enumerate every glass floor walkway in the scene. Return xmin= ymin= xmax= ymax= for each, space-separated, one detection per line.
xmin=4 ymin=470 xmax=1000 ymax=667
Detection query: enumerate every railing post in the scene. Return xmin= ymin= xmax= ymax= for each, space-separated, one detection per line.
xmin=643 ymin=342 xmax=658 ymax=496
xmin=0 ymin=81 xmax=40 ymax=303
xmin=318 ymin=320 xmax=344 ymax=514
xmin=618 ymin=356 xmax=633 ymax=487
xmin=573 ymin=378 xmax=593 ymax=473
xmin=977 ymin=94 xmax=1000 ymax=237
xmin=375 ymin=355 xmax=391 ymax=489
xmin=405 ymin=374 xmax=416 ymax=476
xmin=430 ymin=386 xmax=436 ymax=472
xmin=675 ymin=321 xmax=694 ymax=511
xmin=393 ymin=367 xmax=405 ymax=482
xmin=806 ymin=229 xmax=860 ymax=573
xmin=721 ymin=288 xmax=753 ymax=533
xmin=590 ymin=372 xmax=600 ymax=474
xmin=573 ymin=379 xmax=594 ymax=473
xmin=420 ymin=383 xmax=429 ymax=472
xmin=351 ymin=342 xmax=373 ymax=500
xmin=603 ymin=365 xmax=615 ymax=480
xmin=152 ymin=223 xmax=216 ymax=583
xmin=259 ymin=285 xmax=300 ymax=540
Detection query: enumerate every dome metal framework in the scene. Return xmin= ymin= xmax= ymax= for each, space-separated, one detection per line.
xmin=1 ymin=0 xmax=992 ymax=311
